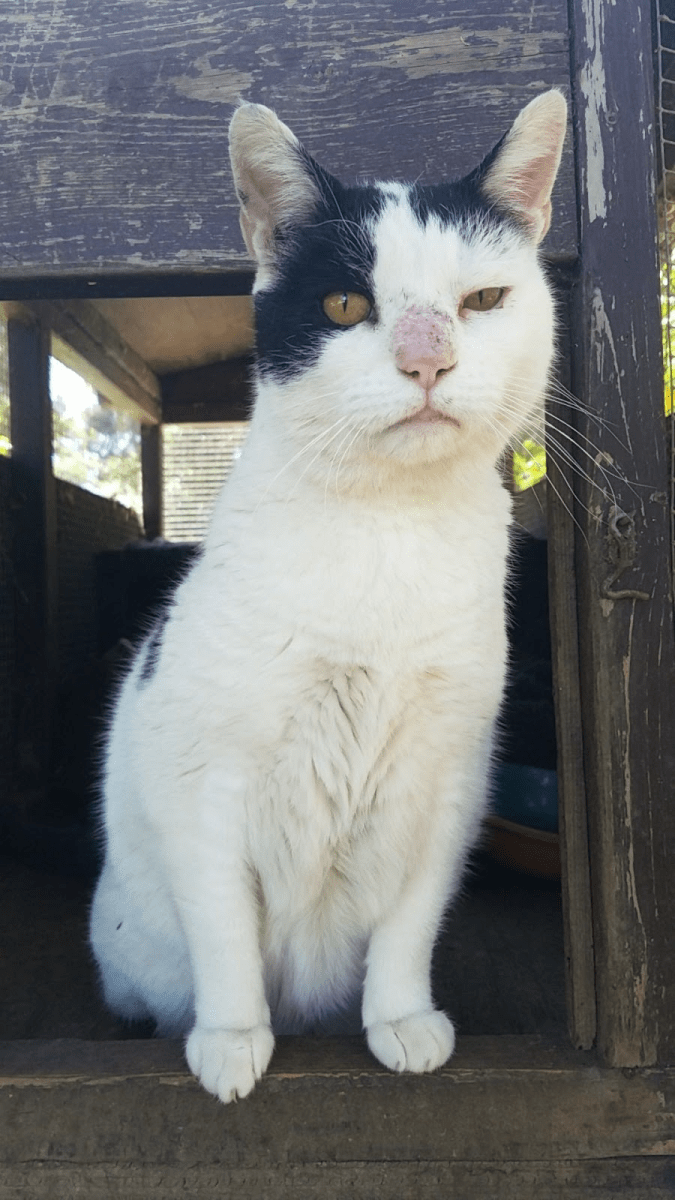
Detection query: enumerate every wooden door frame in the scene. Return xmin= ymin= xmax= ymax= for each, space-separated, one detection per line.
xmin=550 ymin=0 xmax=675 ymax=1066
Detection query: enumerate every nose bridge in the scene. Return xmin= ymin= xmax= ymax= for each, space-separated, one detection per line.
xmin=393 ymin=305 xmax=456 ymax=387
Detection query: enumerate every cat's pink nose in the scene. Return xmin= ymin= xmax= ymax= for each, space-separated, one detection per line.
xmin=394 ymin=306 xmax=456 ymax=391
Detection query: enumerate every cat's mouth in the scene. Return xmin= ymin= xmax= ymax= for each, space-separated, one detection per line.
xmin=390 ymin=403 xmax=461 ymax=431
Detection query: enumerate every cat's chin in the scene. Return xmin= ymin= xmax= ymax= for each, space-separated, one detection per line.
xmin=381 ymin=403 xmax=463 ymax=456
xmin=373 ymin=420 xmax=466 ymax=469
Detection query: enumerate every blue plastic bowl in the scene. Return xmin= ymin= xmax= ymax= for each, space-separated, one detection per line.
xmin=492 ymin=763 xmax=558 ymax=833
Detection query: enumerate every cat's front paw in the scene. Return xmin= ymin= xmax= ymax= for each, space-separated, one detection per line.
xmin=366 ymin=1010 xmax=455 ymax=1074
xmin=185 ymin=1024 xmax=275 ymax=1103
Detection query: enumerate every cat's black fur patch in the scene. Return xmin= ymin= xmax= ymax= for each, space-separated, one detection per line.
xmin=408 ymin=140 xmax=529 ymax=239
xmin=407 ymin=178 xmax=496 ymax=231
xmin=138 ymin=612 xmax=169 ymax=686
xmin=254 ymin=158 xmax=384 ymax=382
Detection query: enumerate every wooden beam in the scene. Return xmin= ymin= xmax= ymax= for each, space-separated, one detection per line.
xmin=567 ymin=0 xmax=675 ymax=1066
xmin=0 ymin=270 xmax=255 ymax=301
xmin=141 ymin=425 xmax=163 ymax=540
xmin=0 ymin=1036 xmax=674 ymax=1198
xmin=160 ymin=357 xmax=254 ymax=424
xmin=0 ymin=1 xmax=576 ymax=279
xmin=30 ymin=300 xmax=161 ymax=425
xmin=6 ymin=309 xmax=56 ymax=807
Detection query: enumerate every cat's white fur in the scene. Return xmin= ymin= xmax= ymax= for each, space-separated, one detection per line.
xmin=90 ymin=91 xmax=567 ymax=1103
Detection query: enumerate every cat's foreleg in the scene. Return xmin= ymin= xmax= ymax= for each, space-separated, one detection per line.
xmin=159 ymin=767 xmax=274 ymax=1103
xmin=362 ymin=808 xmax=473 ymax=1074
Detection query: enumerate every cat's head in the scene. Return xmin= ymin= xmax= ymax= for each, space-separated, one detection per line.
xmin=229 ymin=93 xmax=566 ymax=481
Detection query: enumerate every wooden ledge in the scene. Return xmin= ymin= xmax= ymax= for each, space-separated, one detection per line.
xmin=0 ymin=1032 xmax=589 ymax=1083
xmin=1 ymin=1034 xmax=675 ymax=1198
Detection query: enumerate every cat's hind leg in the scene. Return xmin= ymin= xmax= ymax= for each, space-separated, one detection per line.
xmin=89 ymin=858 xmax=194 ymax=1036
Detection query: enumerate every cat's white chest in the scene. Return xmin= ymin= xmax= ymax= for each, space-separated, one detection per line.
xmin=250 ymin=658 xmax=448 ymax=1011
xmin=245 ymin=501 xmax=508 ymax=911
xmin=248 ymin=633 xmax=498 ymax=1026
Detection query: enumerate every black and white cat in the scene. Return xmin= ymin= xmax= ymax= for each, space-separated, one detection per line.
xmin=90 ymin=92 xmax=567 ymax=1103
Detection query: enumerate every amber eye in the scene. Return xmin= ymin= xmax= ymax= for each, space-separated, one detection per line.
xmin=462 ymin=287 xmax=506 ymax=313
xmin=322 ymin=291 xmax=372 ymax=326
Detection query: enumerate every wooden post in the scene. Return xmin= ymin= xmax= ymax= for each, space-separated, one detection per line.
xmin=546 ymin=287 xmax=597 ymax=1051
xmin=7 ymin=309 xmax=56 ymax=808
xmin=141 ymin=424 xmax=163 ymax=540
xmin=567 ymin=0 xmax=675 ymax=1065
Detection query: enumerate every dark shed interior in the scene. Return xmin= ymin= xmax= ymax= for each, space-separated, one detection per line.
xmin=0 ymin=289 xmax=566 ymax=1043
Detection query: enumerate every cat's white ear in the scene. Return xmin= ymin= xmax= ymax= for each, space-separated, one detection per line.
xmin=481 ymin=90 xmax=567 ymax=244
xmin=229 ymin=103 xmax=320 ymax=269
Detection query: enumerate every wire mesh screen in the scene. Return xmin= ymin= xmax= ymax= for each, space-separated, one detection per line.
xmin=0 ymin=319 xmax=13 ymax=794
xmin=0 ymin=317 xmax=9 ymax=454
xmin=0 ymin=457 xmax=14 ymax=800
xmin=162 ymin=422 xmax=249 ymax=541
xmin=655 ymin=0 xmax=675 ymax=586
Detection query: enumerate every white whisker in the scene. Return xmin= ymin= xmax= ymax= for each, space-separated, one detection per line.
xmin=286 ymin=414 xmax=363 ymax=506
xmin=254 ymin=412 xmax=355 ymax=513
xmin=332 ymin=420 xmax=368 ymax=499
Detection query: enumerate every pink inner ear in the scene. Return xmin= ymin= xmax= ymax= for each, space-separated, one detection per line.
xmin=481 ymin=92 xmax=567 ymax=242
xmin=511 ymin=155 xmax=556 ymax=214
xmin=486 ymin=149 xmax=559 ymax=242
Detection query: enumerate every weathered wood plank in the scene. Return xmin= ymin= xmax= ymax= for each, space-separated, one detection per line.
xmin=568 ymin=0 xmax=675 ymax=1065
xmin=6 ymin=311 xmax=56 ymax=809
xmin=1 ymin=1157 xmax=674 ymax=1200
xmin=0 ymin=0 xmax=575 ymax=278
xmin=1 ymin=1036 xmax=675 ymax=1169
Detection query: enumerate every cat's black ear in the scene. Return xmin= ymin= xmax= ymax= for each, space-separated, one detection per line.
xmin=229 ymin=103 xmax=321 ymax=272
xmin=479 ymin=90 xmax=567 ymax=244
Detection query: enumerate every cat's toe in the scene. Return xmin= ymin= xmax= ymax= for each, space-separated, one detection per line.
xmin=366 ymin=1010 xmax=455 ymax=1073
xmin=185 ymin=1024 xmax=275 ymax=1103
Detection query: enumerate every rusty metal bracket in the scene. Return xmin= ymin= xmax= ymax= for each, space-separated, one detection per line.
xmin=600 ymin=506 xmax=651 ymax=601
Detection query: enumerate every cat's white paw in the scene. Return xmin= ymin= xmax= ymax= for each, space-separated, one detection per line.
xmin=185 ymin=1024 xmax=275 ymax=1103
xmin=366 ymin=1010 xmax=455 ymax=1074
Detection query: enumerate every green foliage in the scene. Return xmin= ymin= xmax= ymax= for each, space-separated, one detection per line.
xmin=51 ymin=359 xmax=142 ymax=515
xmin=661 ymin=263 xmax=675 ymax=417
xmin=0 ymin=320 xmax=9 ymax=456
xmin=512 ymin=438 xmax=547 ymax=493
